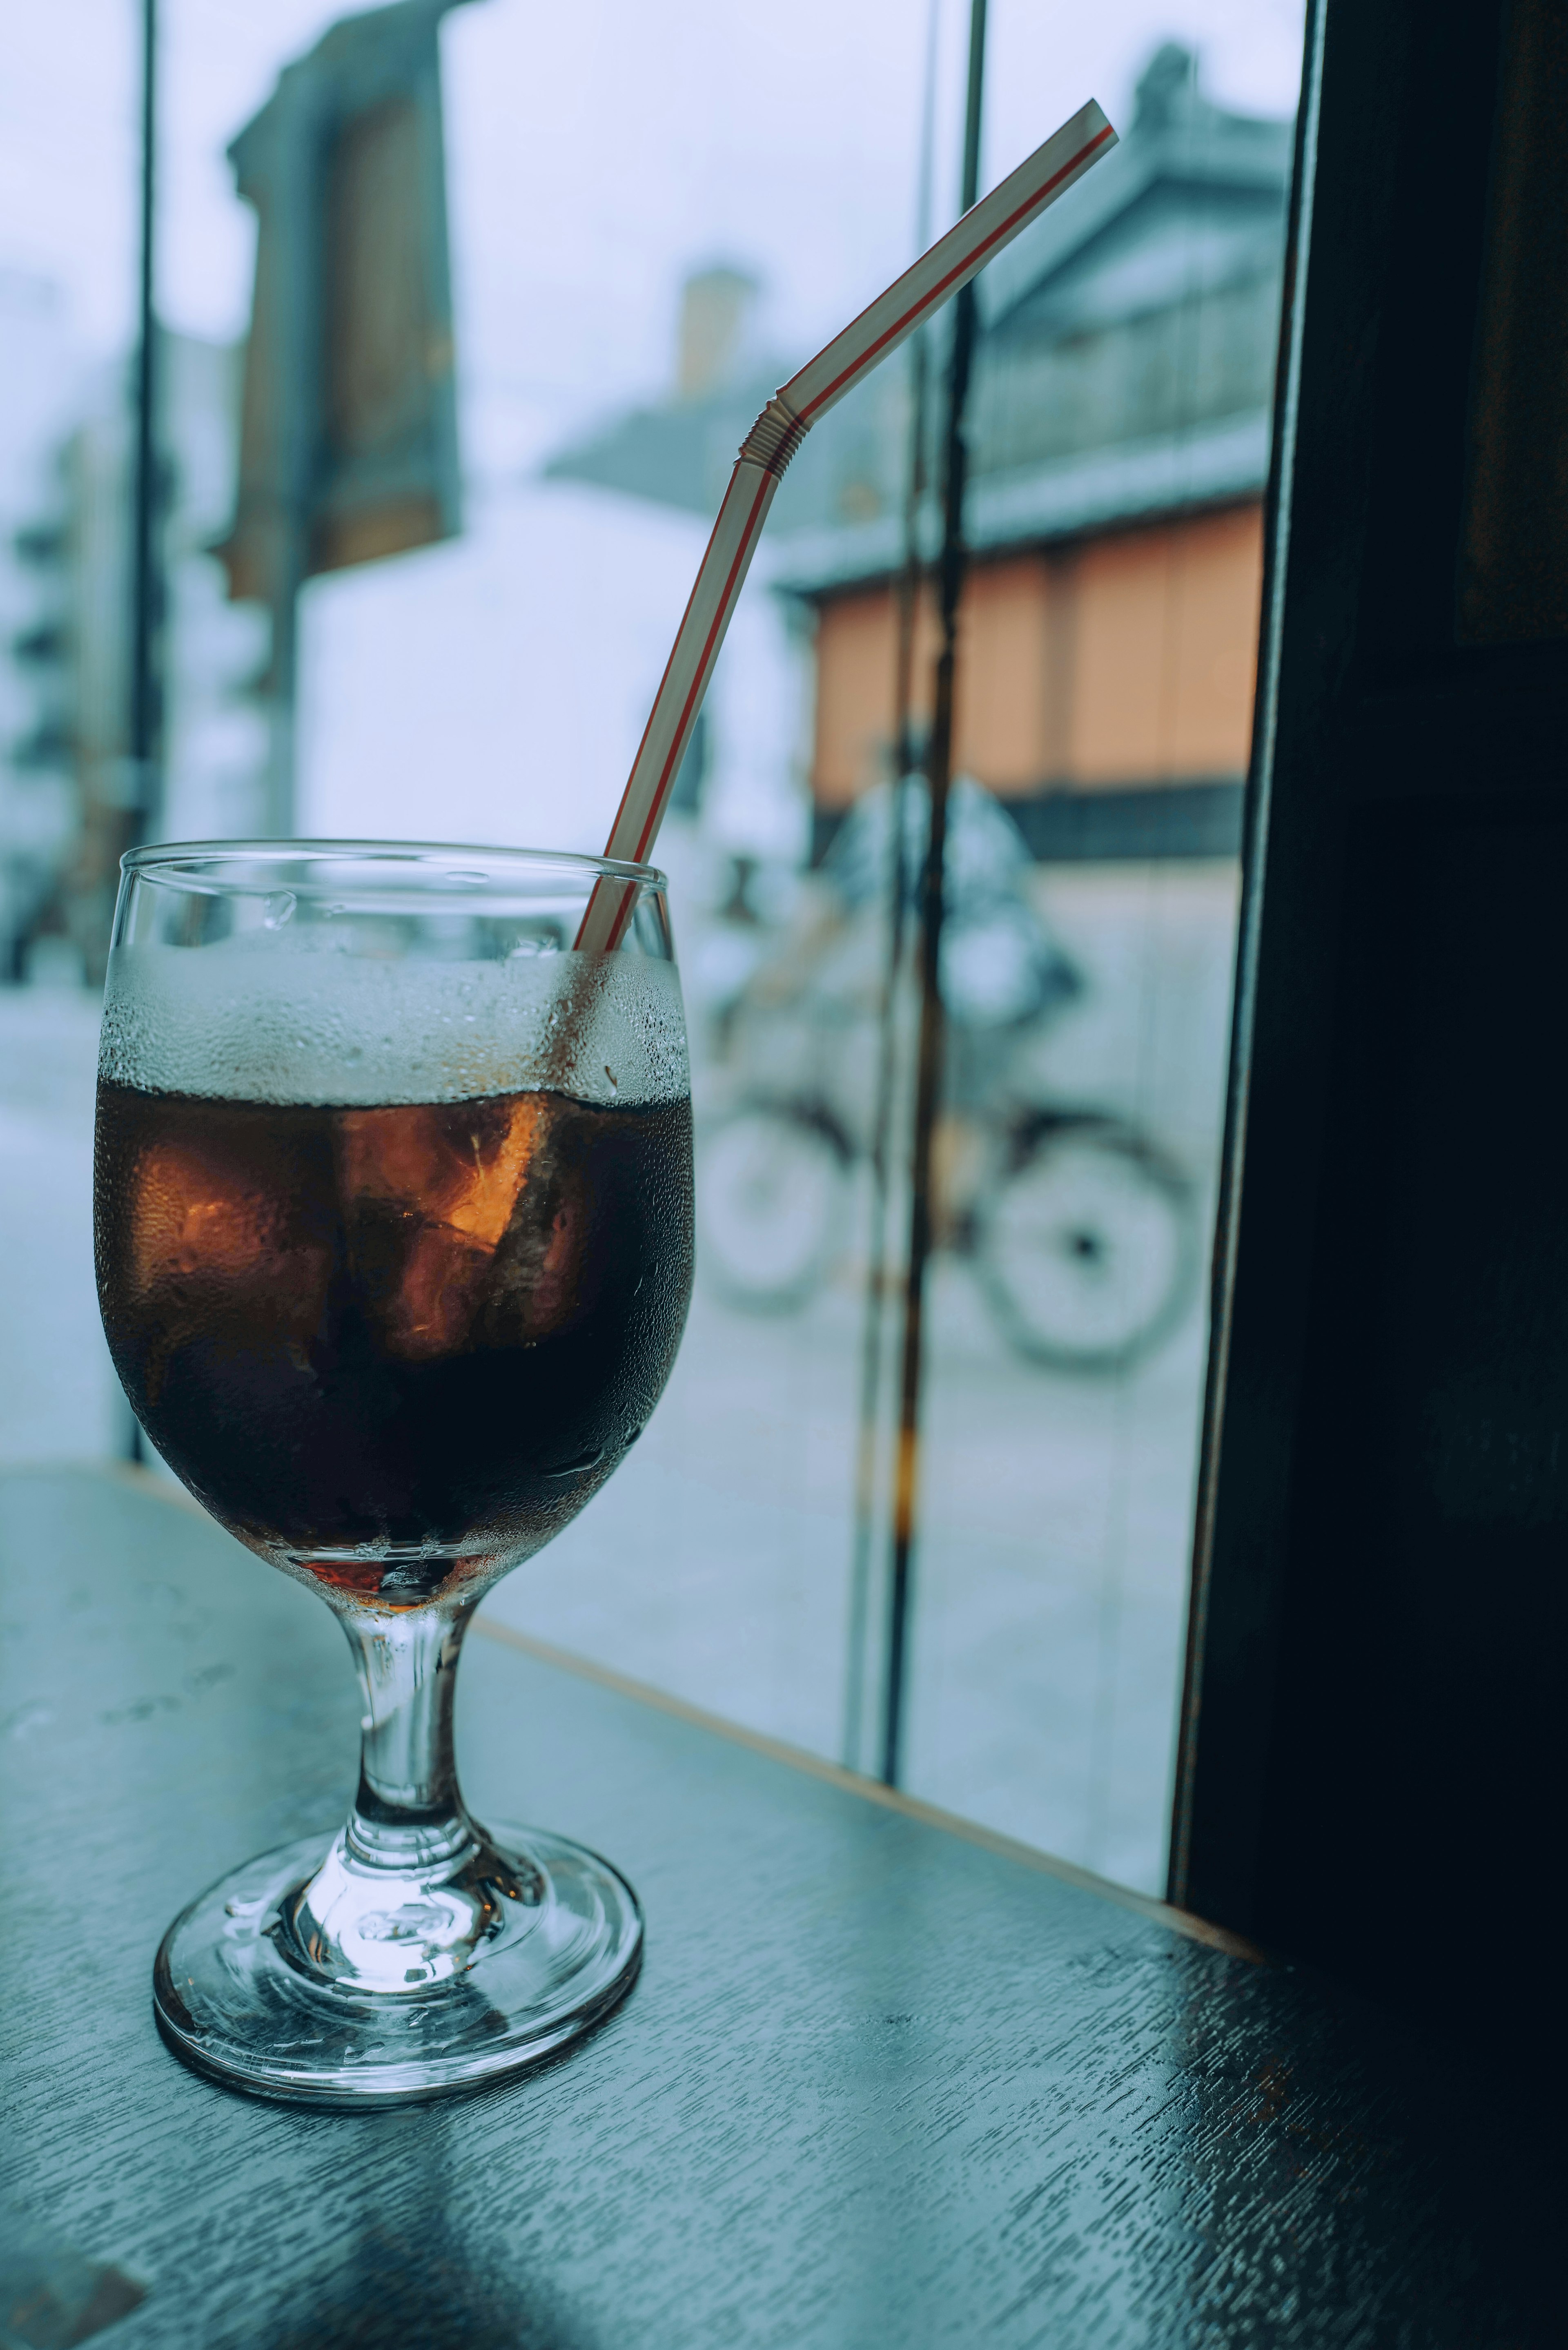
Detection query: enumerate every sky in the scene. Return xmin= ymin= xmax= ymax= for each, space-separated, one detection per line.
xmin=0 ymin=0 xmax=1306 ymax=858
xmin=3 ymin=0 xmax=1305 ymax=472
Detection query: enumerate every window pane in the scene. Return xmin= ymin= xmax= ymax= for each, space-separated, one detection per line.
xmin=0 ymin=0 xmax=1305 ymax=1900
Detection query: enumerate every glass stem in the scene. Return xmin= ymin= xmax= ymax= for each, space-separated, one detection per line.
xmin=335 ymin=1601 xmax=479 ymax=1875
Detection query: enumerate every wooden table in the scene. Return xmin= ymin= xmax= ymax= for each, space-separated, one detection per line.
xmin=1 ymin=1466 xmax=1559 ymax=2349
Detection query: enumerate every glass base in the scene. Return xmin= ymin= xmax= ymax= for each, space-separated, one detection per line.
xmin=153 ymin=1822 xmax=642 ymax=2106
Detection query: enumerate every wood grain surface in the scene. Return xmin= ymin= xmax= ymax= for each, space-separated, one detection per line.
xmin=1 ymin=1466 xmax=1560 ymax=2349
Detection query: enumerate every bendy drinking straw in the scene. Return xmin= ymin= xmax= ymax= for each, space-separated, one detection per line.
xmin=576 ymin=96 xmax=1117 ymax=952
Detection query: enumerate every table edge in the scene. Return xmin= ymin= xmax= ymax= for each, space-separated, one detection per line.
xmin=472 ymin=1611 xmax=1264 ymax=1964
xmin=54 ymin=1460 xmax=1264 ymax=1967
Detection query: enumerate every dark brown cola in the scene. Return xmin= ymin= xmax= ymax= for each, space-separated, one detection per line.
xmin=95 ymin=1081 xmax=693 ymax=1605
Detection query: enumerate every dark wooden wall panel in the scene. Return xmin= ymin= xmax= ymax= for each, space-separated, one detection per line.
xmin=1174 ymin=0 xmax=1413 ymax=1935
xmin=1459 ymin=0 xmax=1568 ymax=644
xmin=1256 ymin=800 xmax=1568 ymax=1984
xmin=1176 ymin=0 xmax=1568 ymax=2024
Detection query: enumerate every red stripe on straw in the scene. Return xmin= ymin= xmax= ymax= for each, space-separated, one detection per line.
xmin=575 ymin=100 xmax=1117 ymax=956
xmin=791 ymin=124 xmax=1114 ymax=426
xmin=629 ymin=469 xmax=774 ymax=864
xmin=577 ymin=464 xmax=775 ymax=949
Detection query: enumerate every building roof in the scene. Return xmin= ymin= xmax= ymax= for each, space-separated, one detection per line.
xmin=546 ymin=45 xmax=1292 ymax=593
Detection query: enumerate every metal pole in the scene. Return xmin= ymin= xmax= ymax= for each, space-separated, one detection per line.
xmin=264 ymin=573 xmax=300 ymax=837
xmin=129 ymin=0 xmax=161 ymax=849
xmin=842 ymin=0 xmax=942 ymax=1775
xmin=123 ymin=0 xmax=160 ymax=1470
xmin=881 ymin=0 xmax=988 ymax=1787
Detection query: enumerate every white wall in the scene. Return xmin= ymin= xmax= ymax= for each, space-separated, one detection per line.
xmin=297 ymin=473 xmax=811 ymax=874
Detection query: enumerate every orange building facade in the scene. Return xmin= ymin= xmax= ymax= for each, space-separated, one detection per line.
xmin=776 ymin=57 xmax=1289 ymax=864
xmin=808 ymin=503 xmax=1265 ymax=813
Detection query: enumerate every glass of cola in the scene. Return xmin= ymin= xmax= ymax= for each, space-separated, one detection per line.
xmin=94 ymin=842 xmax=693 ymax=2103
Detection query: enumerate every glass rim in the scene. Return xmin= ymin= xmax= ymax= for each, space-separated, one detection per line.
xmin=119 ymin=837 xmax=668 ymax=896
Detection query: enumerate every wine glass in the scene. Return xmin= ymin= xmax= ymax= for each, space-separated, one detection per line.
xmin=94 ymin=841 xmax=693 ymax=2104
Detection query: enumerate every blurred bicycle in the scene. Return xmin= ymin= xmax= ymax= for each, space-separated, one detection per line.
xmin=695 ymin=781 xmax=1200 ymax=1375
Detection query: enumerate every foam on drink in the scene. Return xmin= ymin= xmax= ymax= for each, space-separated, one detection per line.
xmin=100 ymin=934 xmax=689 ymax=1108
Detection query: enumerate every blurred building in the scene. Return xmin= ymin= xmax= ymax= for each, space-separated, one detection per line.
xmin=214 ymin=0 xmax=467 ymax=836
xmin=548 ymin=45 xmax=1291 ymax=870
xmin=64 ymin=335 xmax=272 ymax=972
xmin=1 ymin=330 xmax=271 ymax=982
xmin=0 ymin=271 xmax=83 ymax=978
xmin=548 ymin=262 xmax=781 ymax=520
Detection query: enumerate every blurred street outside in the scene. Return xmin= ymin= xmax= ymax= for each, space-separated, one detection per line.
xmin=490 ymin=1262 xmax=1205 ymax=1895
xmin=0 ymin=854 xmax=1231 ymax=1897
xmin=0 ymin=986 xmax=124 ymax=1466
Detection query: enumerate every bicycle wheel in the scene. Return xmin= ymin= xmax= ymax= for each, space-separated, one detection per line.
xmin=698 ymin=1106 xmax=849 ymax=1311
xmin=973 ymin=1117 xmax=1198 ymax=1373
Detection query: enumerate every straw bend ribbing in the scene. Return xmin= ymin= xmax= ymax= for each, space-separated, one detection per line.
xmin=739 ymin=394 xmax=810 ymax=480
